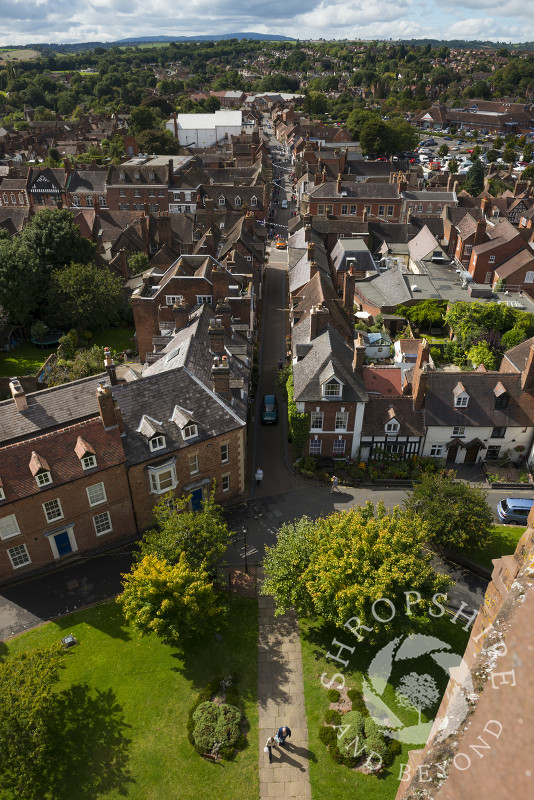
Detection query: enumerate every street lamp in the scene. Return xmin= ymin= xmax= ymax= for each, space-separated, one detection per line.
xmin=242 ymin=526 xmax=248 ymax=574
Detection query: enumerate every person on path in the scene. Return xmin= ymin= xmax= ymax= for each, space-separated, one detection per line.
xmin=255 ymin=467 xmax=263 ymax=486
xmin=265 ymin=734 xmax=276 ymax=764
xmin=277 ymin=725 xmax=291 ymax=748
xmin=331 ymin=475 xmax=340 ymax=492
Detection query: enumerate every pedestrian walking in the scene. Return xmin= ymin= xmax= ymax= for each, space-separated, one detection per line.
xmin=277 ymin=725 xmax=291 ymax=748
xmin=255 ymin=467 xmax=263 ymax=486
xmin=331 ymin=475 xmax=340 ymax=492
xmin=264 ymin=734 xmax=276 ymax=764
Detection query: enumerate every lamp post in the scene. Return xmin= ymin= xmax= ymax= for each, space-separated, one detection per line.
xmin=242 ymin=526 xmax=248 ymax=574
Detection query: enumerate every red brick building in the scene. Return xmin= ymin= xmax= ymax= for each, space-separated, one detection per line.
xmin=301 ymin=178 xmax=403 ymax=221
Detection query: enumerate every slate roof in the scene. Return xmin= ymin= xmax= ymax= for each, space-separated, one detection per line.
xmin=0 ymin=374 xmax=106 ymax=445
xmin=67 ymin=169 xmax=107 ymax=193
xmin=292 ymin=272 xmax=353 ymax=340
xmin=408 ymin=226 xmax=440 ymax=262
xmin=500 ymin=338 xmax=534 ymax=373
xmin=293 ymin=326 xmax=368 ymax=404
xmin=307 ymin=181 xmax=400 ymax=200
xmin=330 ymin=238 xmax=376 ymax=274
xmin=362 ymin=396 xmax=425 ymax=437
xmin=0 ymin=419 xmax=125 ymax=504
xmin=423 ymin=371 xmax=534 ymax=428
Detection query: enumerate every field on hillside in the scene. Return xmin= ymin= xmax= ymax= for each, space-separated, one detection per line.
xmin=0 ymin=48 xmax=40 ymax=63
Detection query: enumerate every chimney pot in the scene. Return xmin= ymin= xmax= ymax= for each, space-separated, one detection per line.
xmin=9 ymin=377 xmax=28 ymax=412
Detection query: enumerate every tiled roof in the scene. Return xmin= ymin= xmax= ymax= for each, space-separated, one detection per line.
xmin=307 ymin=181 xmax=400 ymax=200
xmin=0 ymin=418 xmax=125 ymax=503
xmin=363 ymin=366 xmax=403 ymax=396
xmin=293 ymin=326 xmax=368 ymax=404
xmin=362 ymin=396 xmax=425 ymax=437
xmin=500 ymin=338 xmax=534 ymax=373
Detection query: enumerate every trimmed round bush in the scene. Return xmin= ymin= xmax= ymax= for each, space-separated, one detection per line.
xmin=340 ymin=710 xmax=365 ymax=740
xmin=327 ymin=688 xmax=341 ymax=703
xmin=324 ymin=709 xmax=341 ymax=725
xmin=330 ymin=744 xmax=344 ymax=764
xmin=318 ymin=725 xmax=337 ymax=746
xmin=192 ymin=701 xmax=241 ymax=752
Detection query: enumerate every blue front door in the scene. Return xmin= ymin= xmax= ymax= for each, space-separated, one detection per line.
xmin=54 ymin=531 xmax=72 ymax=557
xmin=191 ymin=488 xmax=203 ymax=512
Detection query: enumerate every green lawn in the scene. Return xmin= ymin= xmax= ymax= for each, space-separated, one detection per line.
xmin=0 ymin=341 xmax=51 ymax=377
xmin=456 ymin=524 xmax=526 ymax=571
xmin=300 ymin=615 xmax=470 ymax=800
xmin=92 ymin=327 xmax=136 ymax=354
xmin=4 ymin=599 xmax=259 ymax=800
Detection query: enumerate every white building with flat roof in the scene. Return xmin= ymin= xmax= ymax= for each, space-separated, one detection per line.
xmin=167 ymin=110 xmax=243 ymax=148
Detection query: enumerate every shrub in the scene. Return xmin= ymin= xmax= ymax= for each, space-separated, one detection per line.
xmin=341 ymin=710 xmax=365 ymax=740
xmin=192 ymin=701 xmax=241 ymax=753
xmin=318 ymin=725 xmax=337 ymax=746
xmin=327 ymin=688 xmax=341 ymax=703
xmin=302 ymin=456 xmax=317 ymax=471
xmin=324 ymin=709 xmax=341 ymax=725
xmin=330 ymin=744 xmax=344 ymax=764
xmin=235 ymin=733 xmax=247 ymax=750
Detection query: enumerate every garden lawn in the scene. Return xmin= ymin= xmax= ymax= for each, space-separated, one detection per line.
xmin=0 ymin=341 xmax=50 ymax=377
xmin=300 ymin=614 xmax=470 ymax=800
xmin=4 ymin=598 xmax=259 ymax=800
xmin=92 ymin=327 xmax=136 ymax=354
xmin=456 ymin=524 xmax=526 ymax=571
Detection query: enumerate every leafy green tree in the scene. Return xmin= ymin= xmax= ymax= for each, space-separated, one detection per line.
xmin=0 ymin=237 xmax=42 ymax=323
xmin=23 ymin=208 xmax=95 ymax=273
xmin=359 ymin=118 xmax=393 ymax=156
xmin=137 ymin=489 xmax=233 ymax=574
xmin=486 ymin=149 xmax=500 ymax=163
xmin=30 ymin=320 xmax=49 ymax=346
xmin=522 ymin=143 xmax=532 ymax=163
xmin=521 ymin=164 xmax=534 ymax=180
xmin=48 ymin=262 xmax=123 ymax=332
xmin=448 ymin=157 xmax=459 ymax=173
xmin=128 ymin=105 xmax=158 ymax=135
xmin=263 ymin=503 xmax=450 ymax=639
xmin=503 ymin=143 xmax=516 ymax=163
xmin=128 ymin=252 xmax=150 ymax=273
xmin=438 ymin=143 xmax=449 ymax=158
xmin=136 ymin=128 xmax=180 ymax=155
xmin=466 ymin=340 xmax=498 ymax=370
xmin=0 ymin=645 xmax=64 ymax=799
xmin=117 ymin=552 xmax=221 ymax=645
xmin=405 ymin=471 xmax=493 ymax=552
xmin=462 ymin=158 xmax=484 ymax=196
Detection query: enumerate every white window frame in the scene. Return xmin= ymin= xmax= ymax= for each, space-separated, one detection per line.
xmin=0 ymin=514 xmax=21 ymax=540
xmin=525 ymin=271 xmax=534 ymax=284
xmin=489 ymin=255 xmax=496 ymax=264
xmin=385 ymin=421 xmax=400 ymax=433
xmin=119 ymin=189 xmax=126 ymax=197
xmin=93 ymin=511 xmax=112 ymax=536
xmin=430 ymin=444 xmax=443 ymax=457
xmin=183 ymin=423 xmax=198 ymax=440
xmin=387 ymin=205 xmax=394 ymax=217
xmin=221 ymin=443 xmax=229 ymax=464
xmin=189 ymin=454 xmax=199 ymax=476
xmin=81 ymin=454 xmax=97 ymax=470
xmin=43 ymin=498 xmax=64 ymax=523
xmin=452 ymin=426 xmax=465 ymax=437
xmin=166 ymin=295 xmax=183 ymax=306
xmin=333 ymin=438 xmax=346 ymax=455
xmin=323 ymin=379 xmax=341 ymax=397
xmin=335 ymin=411 xmax=349 ymax=431
xmin=98 ymin=195 xmax=107 ymax=207
xmin=8 ymin=543 xmax=31 ymax=569
xmin=311 ymin=411 xmax=324 ymax=431
xmin=309 ymin=438 xmax=322 ymax=455
xmin=341 ymin=204 xmax=348 ymax=215
xmin=218 ymin=196 xmax=225 ymax=205
xmin=149 ymin=464 xmax=177 ymax=494
xmin=455 ymin=395 xmax=469 ymax=408
xmin=222 ymin=474 xmax=230 ymax=493
xmin=196 ymin=295 xmax=213 ymax=305
xmin=134 ymin=189 xmax=141 ymax=198
xmin=35 ymin=471 xmax=53 ymax=488
xmin=378 ymin=205 xmax=385 ymax=216
xmin=86 ymin=482 xmax=107 ymax=507
xmin=251 ymin=196 xmax=258 ymax=206
xmin=86 ymin=195 xmax=93 ymax=207
xmin=149 ymin=435 xmax=166 ymax=452
xmin=235 ymin=196 xmax=242 ymax=207
xmin=72 ymin=194 xmax=80 ymax=207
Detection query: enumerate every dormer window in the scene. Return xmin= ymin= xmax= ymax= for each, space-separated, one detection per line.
xmin=493 ymin=381 xmax=509 ymax=409
xmin=149 ymin=172 xmax=155 ymax=180
xmin=36 ymin=471 xmax=52 ymax=487
xmin=323 ymin=379 xmax=341 ymax=397
xmin=149 ymin=435 xmax=166 ymax=452
xmin=82 ymin=454 xmax=97 ymax=470
xmin=119 ymin=171 xmax=126 ymax=180
xmin=235 ymin=195 xmax=242 ymax=207
xmin=183 ymin=423 xmax=198 ymax=440
xmin=385 ymin=419 xmax=400 ymax=433
xmin=251 ymin=195 xmax=258 ymax=206
xmin=134 ymin=171 xmax=141 ymax=180
xmin=453 ymin=382 xmax=469 ymax=408
xmin=75 ymin=436 xmax=96 ymax=470
xmin=218 ymin=195 xmax=225 ymax=205
xmin=30 ymin=451 xmax=52 ymax=488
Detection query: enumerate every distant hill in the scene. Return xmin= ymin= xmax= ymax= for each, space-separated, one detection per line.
xmin=115 ymin=32 xmax=296 ymax=43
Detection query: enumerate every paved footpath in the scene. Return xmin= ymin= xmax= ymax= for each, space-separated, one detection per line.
xmin=257 ymin=575 xmax=311 ymax=799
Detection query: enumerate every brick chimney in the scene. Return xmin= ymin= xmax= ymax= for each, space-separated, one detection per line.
xmin=211 ymin=263 xmax=228 ymax=305
xmin=204 ymin=197 xmax=214 ymax=227
xmin=97 ymin=382 xmax=118 ymax=429
xmin=212 ymin=355 xmax=231 ymax=398
xmin=343 ymin=267 xmax=355 ymax=312
xmin=474 ymin=219 xmax=486 ymax=244
xmin=208 ymin=317 xmax=225 ymax=354
xmin=214 ymin=299 xmax=233 ymax=332
xmin=521 ymin=344 xmax=534 ymax=392
xmin=352 ymin=334 xmax=365 ymax=375
xmin=309 ymin=305 xmax=329 ymax=339
xmin=304 ymin=224 xmax=312 ymax=243
xmin=412 ymin=362 xmax=429 ymax=410
xmin=204 ymin=231 xmax=216 ymax=257
xmin=480 ymin=197 xmax=490 ymax=216
xmin=104 ymin=347 xmax=117 ymax=386
xmin=139 ymin=212 xmax=149 ymax=243
xmin=303 ymin=213 xmax=312 ymax=227
xmin=167 ymin=158 xmax=174 ymax=185
xmin=336 ymin=173 xmax=342 ymax=193
xmin=244 ymin=211 xmax=255 ymax=235
xmin=157 ymin=213 xmax=172 ymax=246
xmin=307 ymin=242 xmax=315 ymax=262
xmin=173 ymin=299 xmax=189 ymax=330
xmin=9 ymin=377 xmax=28 ymax=412
xmin=322 ymin=168 xmax=327 ymax=184
xmin=309 ymin=260 xmax=319 ymax=279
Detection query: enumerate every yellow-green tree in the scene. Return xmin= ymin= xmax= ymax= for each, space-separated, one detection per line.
xmin=117 ymin=553 xmax=221 ymax=646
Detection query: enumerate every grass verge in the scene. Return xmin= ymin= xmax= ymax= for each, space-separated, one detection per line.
xmin=300 ymin=614 xmax=470 ymax=800
xmin=0 ymin=341 xmax=50 ymax=377
xmin=4 ymin=598 xmax=259 ymax=800
xmin=457 ymin=524 xmax=526 ymax=571
xmin=92 ymin=327 xmax=136 ymax=354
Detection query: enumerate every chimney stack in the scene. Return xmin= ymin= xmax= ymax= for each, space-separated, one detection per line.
xmin=172 ymin=299 xmax=189 ymax=330
xmin=474 ymin=218 xmax=486 ymax=244
xmin=212 ymin=355 xmax=231 ymax=398
xmin=309 ymin=305 xmax=329 ymax=340
xmin=304 ymin=224 xmax=312 ymax=243
xmin=352 ymin=334 xmax=365 ymax=375
xmin=521 ymin=344 xmax=534 ymax=392
xmin=204 ymin=196 xmax=214 ymax=227
xmin=9 ymin=377 xmax=28 ymax=412
xmin=244 ymin=211 xmax=255 ymax=236
xmin=309 ymin=260 xmax=319 ymax=279
xmin=208 ymin=317 xmax=226 ymax=355
xmin=104 ymin=347 xmax=117 ymax=386
xmin=336 ymin=173 xmax=342 ymax=194
xmin=343 ymin=267 xmax=356 ymax=312
xmin=307 ymin=242 xmax=315 ymax=262
xmin=97 ymin=382 xmax=118 ymax=429
xmin=413 ymin=363 xmax=429 ymax=410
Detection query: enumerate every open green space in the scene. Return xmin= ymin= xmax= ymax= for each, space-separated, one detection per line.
xmin=3 ymin=598 xmax=259 ymax=800
xmin=92 ymin=326 xmax=136 ymax=354
xmin=300 ymin=614 xmax=470 ymax=800
xmin=455 ymin=524 xmax=526 ymax=571
xmin=0 ymin=340 xmax=50 ymax=377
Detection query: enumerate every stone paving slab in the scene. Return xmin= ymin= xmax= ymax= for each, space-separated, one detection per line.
xmin=257 ymin=571 xmax=311 ymax=800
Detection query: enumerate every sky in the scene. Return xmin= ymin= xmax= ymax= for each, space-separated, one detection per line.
xmin=1 ymin=0 xmax=534 ymax=46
